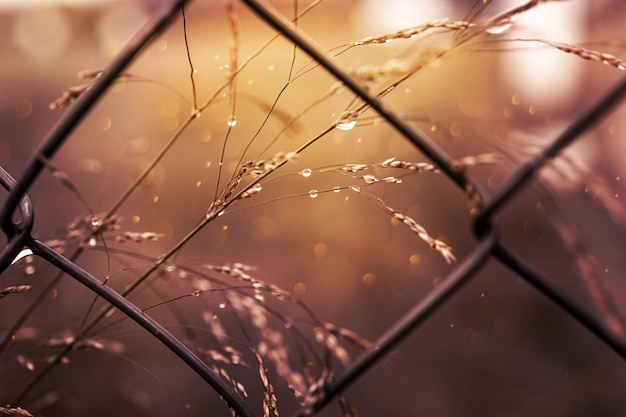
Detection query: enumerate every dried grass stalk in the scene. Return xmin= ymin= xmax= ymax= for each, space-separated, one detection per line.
xmin=353 ymin=19 xmax=474 ymax=46
xmin=0 ymin=285 xmax=32 ymax=299
xmin=0 ymin=407 xmax=33 ymax=417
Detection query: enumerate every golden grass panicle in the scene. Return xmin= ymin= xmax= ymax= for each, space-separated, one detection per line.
xmin=49 ymin=69 xmax=103 ymax=110
xmin=452 ymin=153 xmax=502 ymax=170
xmin=0 ymin=406 xmax=33 ymax=417
xmin=353 ymin=18 xmax=475 ymax=46
xmin=336 ymin=394 xmax=358 ymax=417
xmin=254 ymin=352 xmax=279 ymax=417
xmin=16 ymin=355 xmax=35 ymax=371
xmin=0 ymin=285 xmax=32 ymax=300
xmin=543 ymin=40 xmax=626 ymax=70
xmin=379 ymin=199 xmax=456 ymax=264
xmin=114 ymin=231 xmax=166 ymax=244
xmin=380 ymin=157 xmax=439 ymax=173
xmin=313 ymin=326 xmax=350 ymax=366
xmin=301 ymin=368 xmax=333 ymax=414
xmin=322 ymin=322 xmax=372 ymax=350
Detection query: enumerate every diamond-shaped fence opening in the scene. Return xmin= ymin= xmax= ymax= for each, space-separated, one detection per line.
xmin=1 ymin=1 xmax=625 ymax=416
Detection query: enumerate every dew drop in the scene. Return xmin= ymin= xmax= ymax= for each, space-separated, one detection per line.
xmin=333 ymin=186 xmax=341 ymax=193
xmin=309 ymin=190 xmax=318 ymax=198
xmin=24 ymin=265 xmax=36 ymax=275
xmin=218 ymin=303 xmax=226 ymax=309
xmin=226 ymin=115 xmax=237 ymax=127
xmin=336 ymin=111 xmax=357 ymax=131
xmin=486 ymin=21 xmax=513 ymax=35
xmin=337 ymin=120 xmax=356 ymax=131
xmin=350 ymin=185 xmax=361 ymax=193
xmin=300 ymin=168 xmax=312 ymax=177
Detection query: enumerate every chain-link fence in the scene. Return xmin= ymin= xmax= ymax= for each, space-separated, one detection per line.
xmin=1 ymin=1 xmax=625 ymax=416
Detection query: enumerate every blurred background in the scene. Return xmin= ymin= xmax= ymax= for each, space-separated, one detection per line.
xmin=1 ymin=0 xmax=626 ymax=416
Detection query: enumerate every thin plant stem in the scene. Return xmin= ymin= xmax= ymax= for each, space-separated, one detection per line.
xmin=0 ymin=0 xmax=191 ymax=233
xmin=10 ymin=239 xmax=255 ymax=417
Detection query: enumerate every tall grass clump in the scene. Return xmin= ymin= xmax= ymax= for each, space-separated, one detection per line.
xmin=1 ymin=1 xmax=626 ymax=416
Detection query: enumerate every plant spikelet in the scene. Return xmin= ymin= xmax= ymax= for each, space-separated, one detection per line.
xmin=0 ymin=407 xmax=33 ymax=417
xmin=0 ymin=285 xmax=32 ymax=299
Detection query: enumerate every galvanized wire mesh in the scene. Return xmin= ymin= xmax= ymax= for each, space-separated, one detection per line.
xmin=1 ymin=1 xmax=625 ymax=416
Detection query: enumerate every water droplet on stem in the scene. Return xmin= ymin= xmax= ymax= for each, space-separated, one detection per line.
xmin=336 ymin=111 xmax=357 ymax=131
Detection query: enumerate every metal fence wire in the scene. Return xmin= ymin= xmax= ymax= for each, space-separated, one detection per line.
xmin=1 ymin=1 xmax=625 ymax=416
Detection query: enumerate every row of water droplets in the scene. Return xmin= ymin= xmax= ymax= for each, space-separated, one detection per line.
xmin=302 ymin=111 xmax=362 ymax=198
xmin=222 ymin=109 xmax=356 ymax=130
xmin=300 ymin=167 xmax=361 ymax=199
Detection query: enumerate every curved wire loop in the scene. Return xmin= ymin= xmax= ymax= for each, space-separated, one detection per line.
xmin=0 ymin=163 xmax=254 ymax=416
xmin=0 ymin=166 xmax=34 ymax=273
